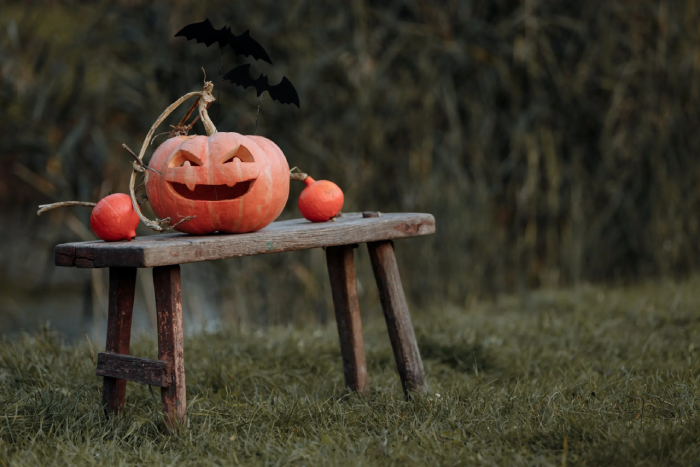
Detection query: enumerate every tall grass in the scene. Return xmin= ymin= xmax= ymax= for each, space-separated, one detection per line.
xmin=1 ymin=278 xmax=700 ymax=465
xmin=2 ymin=1 xmax=700 ymax=327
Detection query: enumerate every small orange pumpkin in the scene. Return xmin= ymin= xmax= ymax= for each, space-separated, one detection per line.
xmin=298 ymin=176 xmax=344 ymax=222
xmin=146 ymin=133 xmax=289 ymax=234
xmin=90 ymin=193 xmax=140 ymax=242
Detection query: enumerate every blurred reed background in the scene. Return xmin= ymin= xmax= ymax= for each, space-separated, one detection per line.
xmin=1 ymin=0 xmax=699 ymax=339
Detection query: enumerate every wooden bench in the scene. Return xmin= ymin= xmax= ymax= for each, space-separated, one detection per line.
xmin=54 ymin=211 xmax=435 ymax=428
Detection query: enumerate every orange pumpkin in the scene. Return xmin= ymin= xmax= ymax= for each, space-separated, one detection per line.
xmin=90 ymin=193 xmax=140 ymax=242
xmin=145 ymin=132 xmax=289 ymax=234
xmin=298 ymin=176 xmax=344 ymax=222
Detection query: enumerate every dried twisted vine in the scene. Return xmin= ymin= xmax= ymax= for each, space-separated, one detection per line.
xmin=37 ymin=201 xmax=97 ymax=216
xmin=167 ymin=98 xmax=201 ymax=138
xmin=39 ymin=77 xmax=312 ymax=233
xmin=128 ymin=80 xmax=217 ymax=231
xmin=36 ymin=80 xmax=217 ymax=232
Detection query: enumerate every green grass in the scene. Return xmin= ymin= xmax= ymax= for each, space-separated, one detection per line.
xmin=2 ymin=279 xmax=700 ymax=466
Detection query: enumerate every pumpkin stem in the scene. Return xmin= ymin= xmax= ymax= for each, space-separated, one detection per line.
xmin=289 ymin=167 xmax=309 ymax=182
xmin=289 ymin=172 xmax=308 ymax=182
xmin=198 ymin=80 xmax=218 ymax=136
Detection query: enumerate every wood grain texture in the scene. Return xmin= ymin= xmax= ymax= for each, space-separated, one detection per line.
xmin=102 ymin=267 xmax=137 ymax=415
xmin=367 ymin=241 xmax=426 ymax=394
xmin=96 ymin=352 xmax=171 ymax=387
xmin=325 ymin=245 xmax=368 ymax=392
xmin=54 ymin=213 xmax=435 ymax=268
xmin=55 ymin=251 xmax=76 ymax=267
xmin=153 ymin=265 xmax=186 ymax=428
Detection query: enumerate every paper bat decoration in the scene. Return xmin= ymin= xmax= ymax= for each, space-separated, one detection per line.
xmin=175 ymin=19 xmax=272 ymax=64
xmin=223 ymin=64 xmax=300 ymax=108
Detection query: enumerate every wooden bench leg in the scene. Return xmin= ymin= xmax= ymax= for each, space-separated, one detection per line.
xmin=367 ymin=241 xmax=426 ymax=394
xmin=103 ymin=267 xmax=137 ymax=415
xmin=326 ymin=245 xmax=368 ymax=392
xmin=153 ymin=265 xmax=186 ymax=429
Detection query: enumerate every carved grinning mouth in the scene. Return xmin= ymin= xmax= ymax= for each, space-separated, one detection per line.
xmin=169 ymin=180 xmax=254 ymax=201
xmin=165 ymin=147 xmax=258 ymax=201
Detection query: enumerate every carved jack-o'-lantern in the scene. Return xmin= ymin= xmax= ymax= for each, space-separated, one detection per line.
xmin=145 ymin=132 xmax=289 ymax=234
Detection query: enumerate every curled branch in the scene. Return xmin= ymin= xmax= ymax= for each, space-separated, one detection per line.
xmin=127 ymin=80 xmax=217 ymax=231
xmin=36 ymin=79 xmax=217 ymax=235
xmin=123 ymin=144 xmax=161 ymax=175
xmin=166 ymin=98 xmax=200 ymax=139
xmin=37 ymin=201 xmax=96 ymax=216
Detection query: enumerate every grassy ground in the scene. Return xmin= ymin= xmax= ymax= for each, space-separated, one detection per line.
xmin=1 ymin=279 xmax=700 ymax=466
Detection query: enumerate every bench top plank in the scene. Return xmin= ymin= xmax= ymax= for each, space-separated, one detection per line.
xmin=55 ymin=212 xmax=435 ymax=268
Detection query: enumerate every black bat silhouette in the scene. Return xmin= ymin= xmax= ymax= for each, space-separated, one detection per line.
xmin=175 ymin=19 xmax=272 ymax=64
xmin=223 ymin=64 xmax=300 ymax=108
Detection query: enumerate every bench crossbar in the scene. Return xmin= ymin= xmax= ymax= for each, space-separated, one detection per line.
xmin=96 ymin=352 xmax=171 ymax=388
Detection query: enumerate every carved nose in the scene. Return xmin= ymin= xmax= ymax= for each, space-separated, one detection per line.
xmin=166 ymin=162 xmax=204 ymax=192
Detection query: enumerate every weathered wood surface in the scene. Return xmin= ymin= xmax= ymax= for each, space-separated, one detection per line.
xmin=54 ymin=212 xmax=435 ymax=268
xmin=367 ymin=240 xmax=426 ymax=394
xmin=325 ymin=245 xmax=368 ymax=392
xmin=102 ymin=267 xmax=137 ymax=415
xmin=96 ymin=352 xmax=171 ymax=387
xmin=153 ymin=265 xmax=186 ymax=428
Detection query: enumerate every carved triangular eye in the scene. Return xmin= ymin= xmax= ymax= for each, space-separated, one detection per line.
xmin=222 ymin=145 xmax=254 ymax=163
xmin=169 ymin=150 xmax=203 ymax=168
